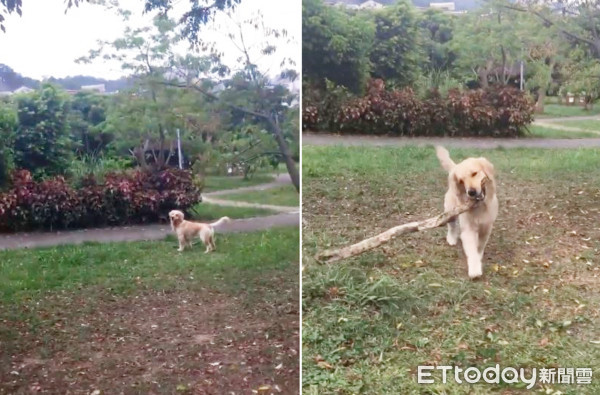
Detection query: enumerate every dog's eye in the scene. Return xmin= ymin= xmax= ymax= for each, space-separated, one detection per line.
xmin=471 ymin=172 xmax=477 ymax=177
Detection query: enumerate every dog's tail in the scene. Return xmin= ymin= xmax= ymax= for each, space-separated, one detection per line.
xmin=435 ymin=146 xmax=456 ymax=172
xmin=210 ymin=216 xmax=231 ymax=228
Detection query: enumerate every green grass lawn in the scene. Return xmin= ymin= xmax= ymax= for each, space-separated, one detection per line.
xmin=220 ymin=185 xmax=299 ymax=207
xmin=0 ymin=228 xmax=299 ymax=393
xmin=551 ymin=119 xmax=600 ymax=132
xmin=527 ymin=125 xmax=600 ymax=139
xmin=190 ymin=201 xmax=276 ymax=219
xmin=302 ymin=145 xmax=600 ymax=394
xmin=203 ymin=174 xmax=275 ymax=192
xmin=537 ymin=103 xmax=600 ymax=118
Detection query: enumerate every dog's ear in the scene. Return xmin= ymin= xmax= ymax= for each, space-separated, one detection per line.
xmin=451 ymin=171 xmax=464 ymax=193
xmin=478 ymin=158 xmax=495 ymax=180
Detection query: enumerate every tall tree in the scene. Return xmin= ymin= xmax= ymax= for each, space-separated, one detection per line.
xmin=501 ymin=0 xmax=600 ymax=59
xmin=419 ymin=9 xmax=456 ymax=72
xmin=0 ymin=99 xmax=16 ymax=186
xmin=79 ymin=15 xmax=214 ymax=172
xmin=193 ymin=10 xmax=300 ymax=191
xmin=302 ymin=0 xmax=374 ymax=93
xmin=451 ymin=7 xmax=523 ymax=87
xmin=368 ymin=1 xmax=424 ymax=88
xmin=13 ymin=84 xmax=73 ymax=177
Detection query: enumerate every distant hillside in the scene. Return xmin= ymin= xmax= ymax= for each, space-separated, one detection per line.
xmin=0 ymin=64 xmax=133 ymax=93
xmin=328 ymin=0 xmax=483 ymax=11
xmin=0 ymin=64 xmax=40 ymax=91
xmin=46 ymin=75 xmax=133 ymax=93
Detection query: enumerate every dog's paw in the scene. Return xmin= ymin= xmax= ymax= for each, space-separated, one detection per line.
xmin=468 ymin=269 xmax=483 ymax=279
xmin=447 ymin=234 xmax=458 ymax=246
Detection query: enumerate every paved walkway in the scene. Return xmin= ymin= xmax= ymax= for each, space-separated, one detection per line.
xmin=0 ymin=213 xmax=298 ymax=250
xmin=205 ymin=174 xmax=292 ymax=197
xmin=535 ymin=114 xmax=600 ymax=122
xmin=303 ymin=133 xmax=600 ymax=149
xmin=202 ymin=174 xmax=297 ymax=214
xmin=0 ymin=174 xmax=298 ymax=251
xmin=533 ymin=121 xmax=600 ymax=135
xmin=202 ymin=196 xmax=297 ymax=214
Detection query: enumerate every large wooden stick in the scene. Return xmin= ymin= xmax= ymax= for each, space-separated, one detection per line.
xmin=315 ymin=200 xmax=478 ymax=264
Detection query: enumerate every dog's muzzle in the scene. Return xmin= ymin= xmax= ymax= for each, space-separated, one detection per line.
xmin=467 ymin=187 xmax=486 ymax=201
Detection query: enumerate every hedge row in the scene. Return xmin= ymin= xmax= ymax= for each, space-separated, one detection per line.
xmin=0 ymin=169 xmax=201 ymax=232
xmin=303 ymin=79 xmax=534 ymax=137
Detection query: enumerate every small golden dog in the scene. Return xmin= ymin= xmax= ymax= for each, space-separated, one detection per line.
xmin=436 ymin=146 xmax=498 ymax=279
xmin=169 ymin=210 xmax=231 ymax=253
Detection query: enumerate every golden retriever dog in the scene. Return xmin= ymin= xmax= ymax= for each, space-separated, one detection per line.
xmin=169 ymin=210 xmax=231 ymax=253
xmin=436 ymin=146 xmax=498 ymax=279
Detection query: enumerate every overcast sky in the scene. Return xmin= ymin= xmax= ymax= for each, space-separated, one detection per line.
xmin=0 ymin=0 xmax=300 ymax=80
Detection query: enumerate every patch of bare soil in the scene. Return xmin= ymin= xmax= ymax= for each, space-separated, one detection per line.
xmin=303 ymin=176 xmax=600 ymax=283
xmin=0 ymin=289 xmax=299 ymax=394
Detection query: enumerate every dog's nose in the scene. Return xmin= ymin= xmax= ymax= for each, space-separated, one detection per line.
xmin=467 ymin=188 xmax=477 ymax=197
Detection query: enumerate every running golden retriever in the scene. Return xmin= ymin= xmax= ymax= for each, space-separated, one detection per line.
xmin=436 ymin=146 xmax=498 ymax=279
xmin=169 ymin=210 xmax=231 ymax=253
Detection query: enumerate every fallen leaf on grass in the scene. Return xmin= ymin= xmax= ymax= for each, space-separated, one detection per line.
xmin=314 ymin=355 xmax=333 ymax=370
xmin=428 ymin=283 xmax=442 ymax=288
xmin=317 ymin=361 xmax=333 ymax=370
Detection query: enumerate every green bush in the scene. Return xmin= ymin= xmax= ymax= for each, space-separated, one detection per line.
xmin=13 ymin=84 xmax=73 ymax=178
xmin=0 ymin=104 xmax=17 ymax=188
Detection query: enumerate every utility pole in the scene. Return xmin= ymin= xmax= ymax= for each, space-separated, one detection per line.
xmin=520 ymin=47 xmax=524 ymax=91
xmin=520 ymin=60 xmax=524 ymax=91
xmin=176 ymin=128 xmax=183 ymax=169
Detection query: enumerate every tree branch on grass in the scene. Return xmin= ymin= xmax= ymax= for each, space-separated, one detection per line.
xmin=315 ymin=200 xmax=479 ymax=264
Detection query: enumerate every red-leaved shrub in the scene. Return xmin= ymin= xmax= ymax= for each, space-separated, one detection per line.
xmin=0 ymin=168 xmax=202 ymax=232
xmin=303 ymin=79 xmax=534 ymax=137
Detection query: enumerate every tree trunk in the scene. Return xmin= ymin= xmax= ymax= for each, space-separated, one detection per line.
xmin=268 ymin=117 xmax=299 ymax=192
xmin=478 ymin=69 xmax=489 ymax=88
xmin=131 ymin=139 xmax=151 ymax=172
xmin=535 ymin=89 xmax=546 ymax=114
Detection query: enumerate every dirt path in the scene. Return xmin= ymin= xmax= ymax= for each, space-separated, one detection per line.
xmin=533 ymin=121 xmax=600 ymax=135
xmin=205 ymin=173 xmax=292 ymax=197
xmin=203 ymin=196 xmax=298 ymax=213
xmin=0 ymin=213 xmax=298 ymax=250
xmin=535 ymin=114 xmax=600 ymax=122
xmin=0 ymin=174 xmax=298 ymax=251
xmin=303 ymin=133 xmax=600 ymax=149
